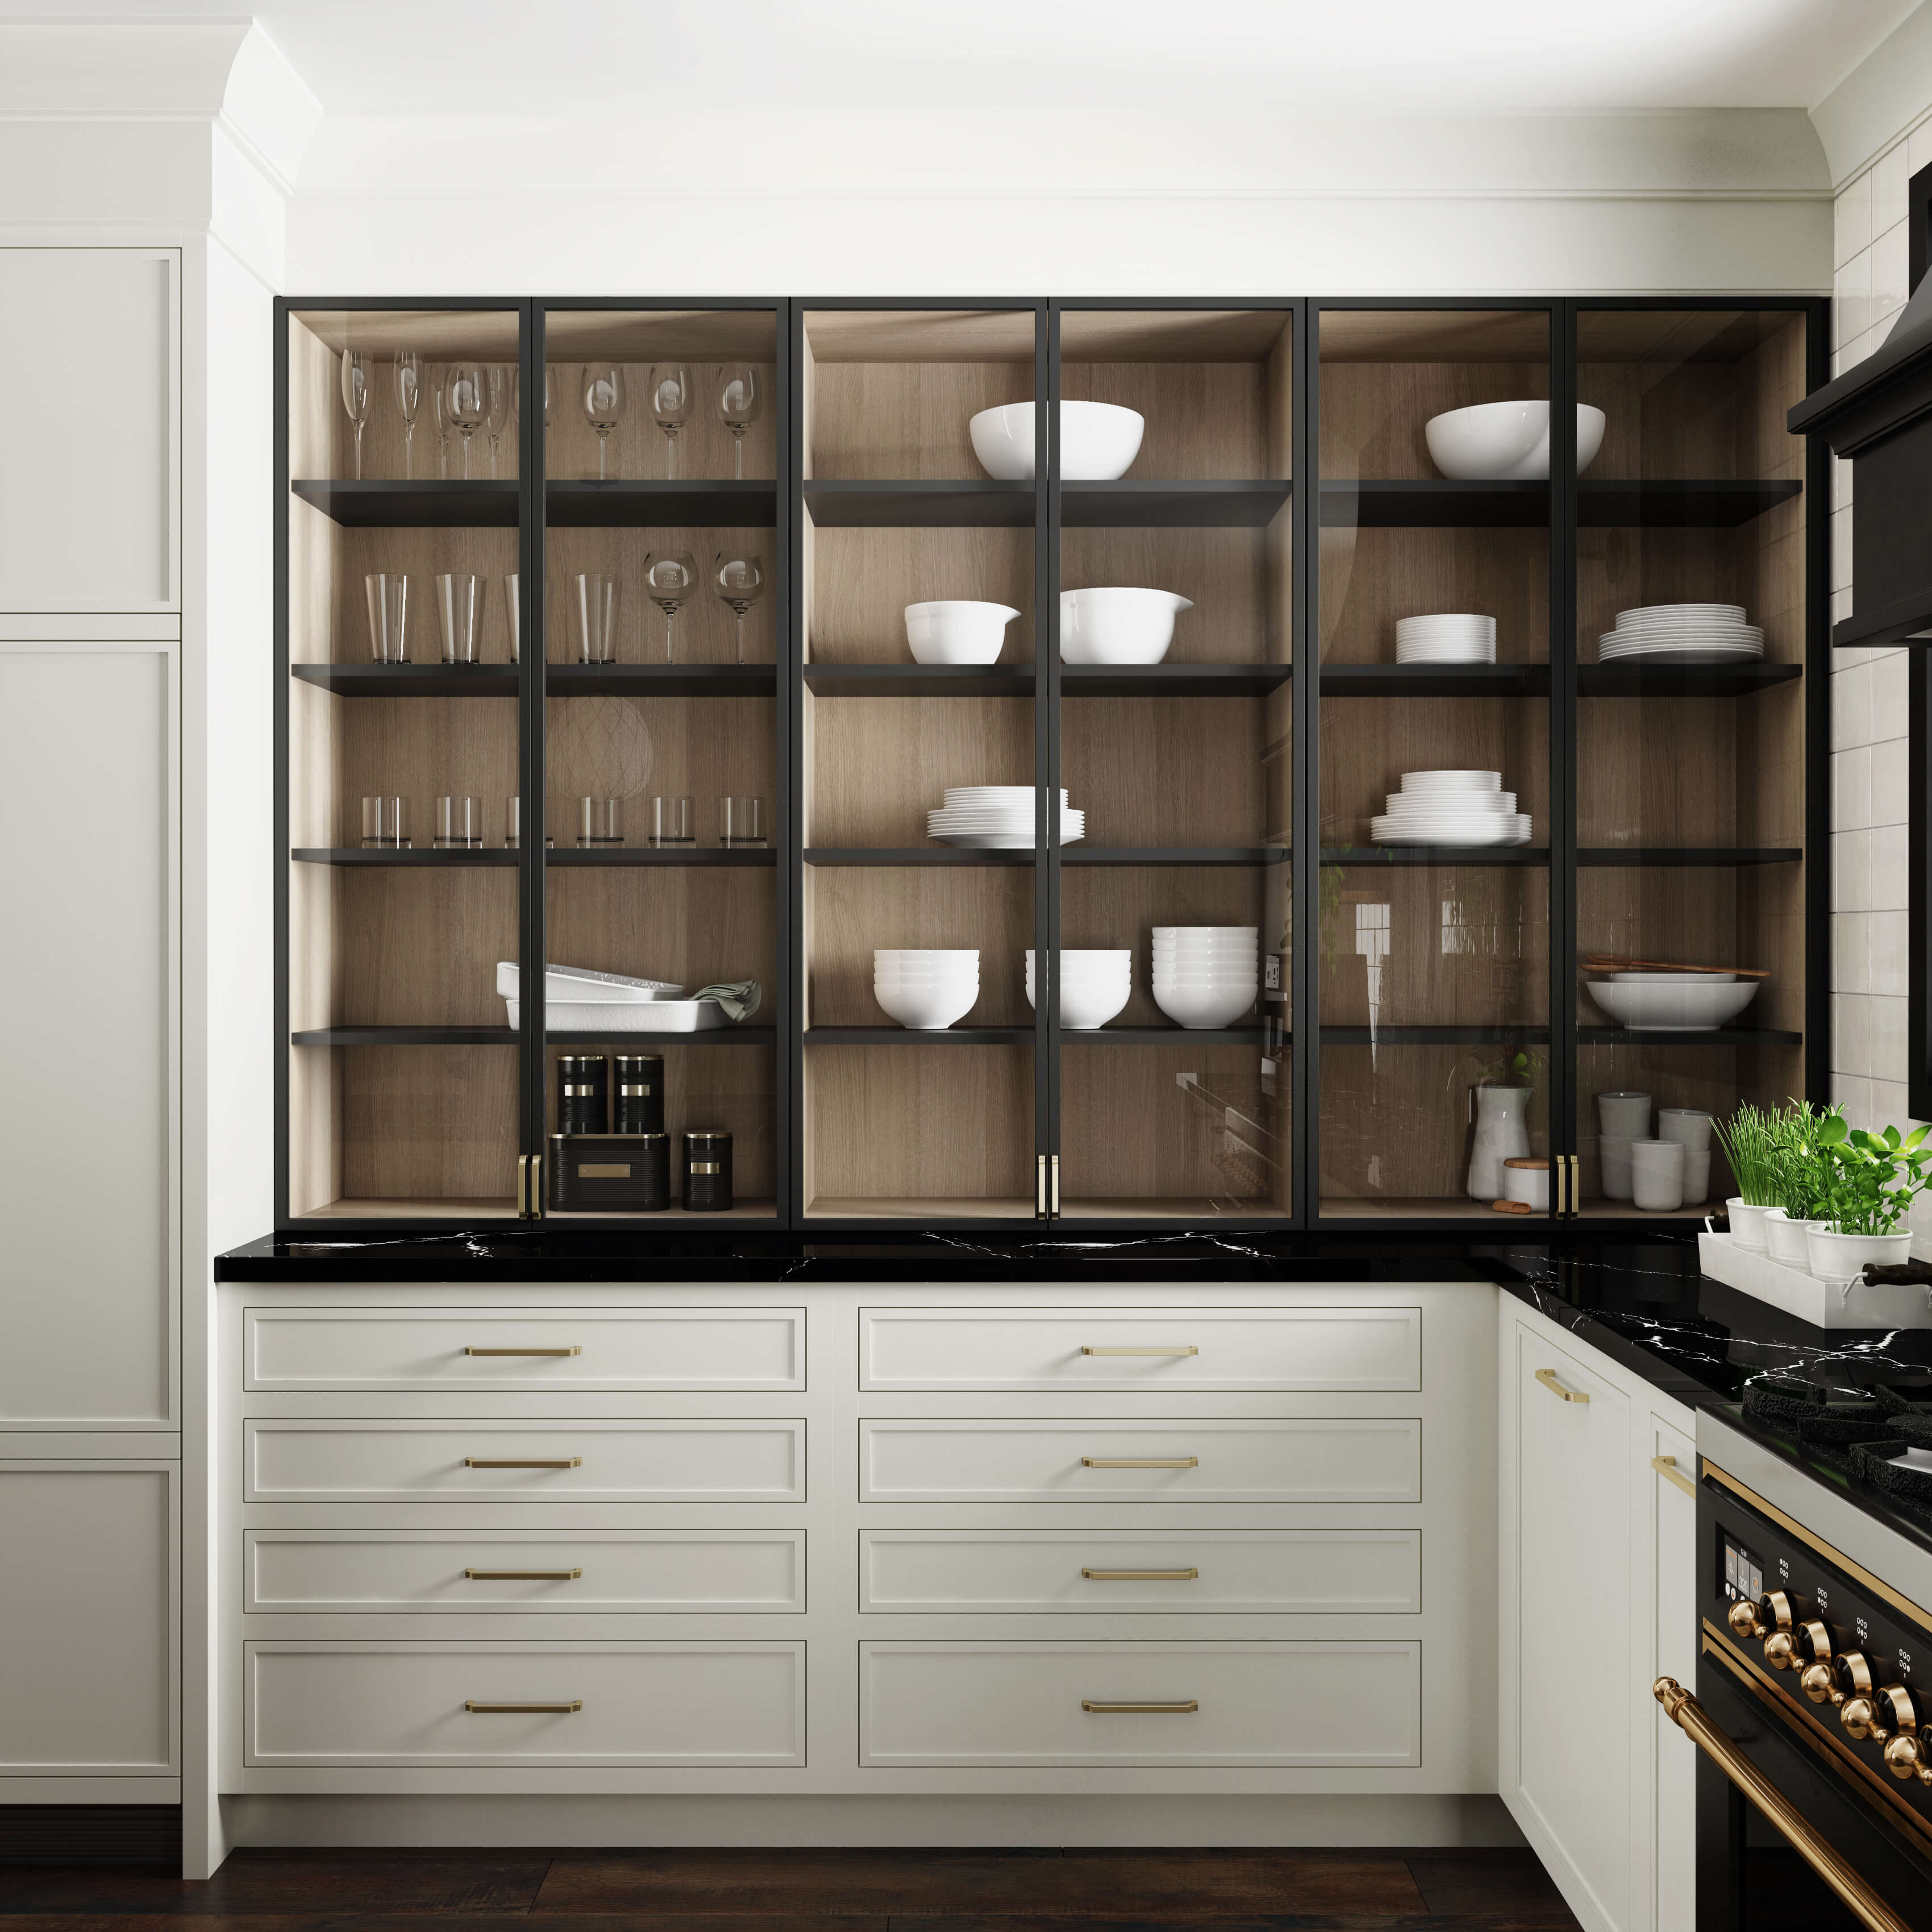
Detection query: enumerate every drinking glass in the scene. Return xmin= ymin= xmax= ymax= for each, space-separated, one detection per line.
xmin=340 ymin=349 xmax=373 ymax=478
xmin=719 ymin=796 xmax=765 ymax=847
xmin=581 ymin=366 xmax=627 ymax=480
xmin=484 ymin=365 xmax=514 ymax=477
xmin=543 ymin=364 xmax=558 ymax=427
xmin=504 ymin=572 xmax=521 ymax=663
xmin=427 ymin=364 xmax=450 ymax=477
xmin=445 ymin=364 xmax=487 ymax=478
xmin=364 ymin=573 xmax=409 ymax=663
xmin=503 ymin=797 xmax=552 ymax=849
xmin=435 ymin=572 xmax=482 ymax=664
xmin=714 ymin=551 xmax=765 ymax=665
xmin=576 ymin=797 xmax=623 ymax=848
xmin=718 ymin=364 xmax=761 ymax=478
xmin=393 ymin=351 xmax=421 ymax=477
xmin=569 ymin=573 xmax=621 ymax=665
xmin=648 ymin=364 xmax=691 ymax=478
xmin=360 ymin=797 xmax=409 ymax=848
xmin=435 ymin=796 xmax=485 ymax=848
xmin=644 ymin=549 xmax=696 ymax=663
xmin=649 ymin=796 xmax=694 ymax=847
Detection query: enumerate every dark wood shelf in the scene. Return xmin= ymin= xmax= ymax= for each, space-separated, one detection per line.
xmin=1577 ymin=478 xmax=1802 ymax=527
xmin=545 ymin=479 xmax=776 ymax=527
xmin=1577 ymin=661 xmax=1803 ymax=697
xmin=803 ymin=481 xmax=1033 ymax=527
xmin=547 ymin=663 xmax=777 ymax=697
xmin=1576 ymin=848 xmax=1803 ymax=867
xmin=1062 ymin=662 xmax=1290 ymax=697
xmin=1321 ymin=846 xmax=1548 ymax=867
xmin=802 ymin=663 xmax=1035 ymax=698
xmin=544 ymin=1025 xmax=777 ymax=1047
xmin=1321 ymin=1026 xmax=1551 ymax=1047
xmin=804 ymin=1027 xmax=1035 ymax=1046
xmin=1318 ymin=477 xmax=1801 ymax=530
xmin=290 ymin=662 xmax=518 ymax=697
xmin=805 ymin=848 xmax=1035 ymax=867
xmin=292 ymin=1026 xmax=517 ymax=1047
xmin=1321 ymin=663 xmax=1550 ymax=698
xmin=1061 ymin=1026 xmax=1277 ymax=1045
xmin=1578 ymin=1026 xmax=1802 ymax=1046
xmin=1062 ymin=480 xmax=1292 ymax=528
xmin=1064 ymin=847 xmax=1289 ymax=867
xmin=546 ymin=846 xmax=775 ymax=867
xmin=292 ymin=479 xmax=518 ymax=527
xmin=292 ymin=848 xmax=518 ymax=867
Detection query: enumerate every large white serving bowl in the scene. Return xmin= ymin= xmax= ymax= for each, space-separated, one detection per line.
xmin=968 ymin=401 xmax=1146 ymax=481
xmin=1060 ymin=587 xmax=1195 ymax=665
xmin=873 ymin=979 xmax=981 ymax=1030
xmin=1152 ymin=981 xmax=1258 ymax=1030
xmin=1589 ymin=976 xmax=1759 ymax=1031
xmin=904 ymin=600 xmax=1021 ymax=665
xmin=1424 ymin=402 xmax=1606 ymax=481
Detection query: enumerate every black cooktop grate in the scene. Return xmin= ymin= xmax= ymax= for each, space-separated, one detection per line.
xmin=1742 ymin=1375 xmax=1932 ymax=1521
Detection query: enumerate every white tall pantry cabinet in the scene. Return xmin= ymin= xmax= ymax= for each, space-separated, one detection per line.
xmin=0 ymin=248 xmax=182 ymax=1798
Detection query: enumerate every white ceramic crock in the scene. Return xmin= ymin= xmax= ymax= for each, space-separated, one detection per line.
xmin=1805 ymin=1226 xmax=1914 ymax=1280
xmin=1726 ymin=1197 xmax=1775 ymax=1250
xmin=1764 ymin=1209 xmax=1828 ymax=1269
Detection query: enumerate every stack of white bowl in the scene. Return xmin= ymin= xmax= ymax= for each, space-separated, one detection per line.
xmin=873 ymin=950 xmax=980 ymax=1031
xmin=1371 ymin=770 xmax=1532 ymax=847
xmin=1395 ymin=613 xmax=1496 ymax=665
xmin=1151 ymin=927 xmax=1258 ymax=1030
xmin=1026 ymin=950 xmax=1132 ymax=1030
xmin=1598 ymin=603 xmax=1763 ymax=665
xmin=927 ymin=786 xmax=1084 ymax=850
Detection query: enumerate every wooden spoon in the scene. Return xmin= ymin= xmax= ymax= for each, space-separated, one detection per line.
xmin=1581 ymin=952 xmax=1768 ymax=980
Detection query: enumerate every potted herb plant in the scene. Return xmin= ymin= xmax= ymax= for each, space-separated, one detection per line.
xmin=1713 ymin=1104 xmax=1780 ymax=1250
xmin=1806 ymin=1119 xmax=1932 ymax=1279
xmin=1760 ymin=1102 xmax=1841 ymax=1268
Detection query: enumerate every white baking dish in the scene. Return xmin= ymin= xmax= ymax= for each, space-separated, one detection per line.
xmin=506 ymin=997 xmax=724 ymax=1033
xmin=496 ymin=961 xmax=682 ymax=1003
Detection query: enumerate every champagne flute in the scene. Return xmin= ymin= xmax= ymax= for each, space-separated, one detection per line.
xmin=648 ymin=364 xmax=690 ymax=478
xmin=718 ymin=364 xmax=761 ymax=479
xmin=644 ymin=549 xmax=696 ymax=663
xmin=340 ymin=349 xmax=372 ymax=479
xmin=427 ymin=364 xmax=449 ymax=478
xmin=544 ymin=364 xmax=558 ymax=427
xmin=445 ymin=365 xmax=486 ymax=479
xmin=393 ymin=351 xmax=421 ymax=478
xmin=484 ymin=365 xmax=513 ymax=477
xmin=714 ymin=551 xmax=765 ymax=665
xmin=581 ymin=365 xmax=626 ymax=480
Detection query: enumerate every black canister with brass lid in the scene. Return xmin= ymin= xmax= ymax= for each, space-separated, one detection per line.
xmin=556 ymin=1055 xmax=607 ymax=1136
xmin=682 ymin=1128 xmax=733 ymax=1213
xmin=613 ymin=1054 xmax=664 ymax=1135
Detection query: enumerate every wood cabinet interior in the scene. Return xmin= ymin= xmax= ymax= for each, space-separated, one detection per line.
xmin=548 ymin=528 xmax=775 ymax=664
xmin=546 ymin=694 xmax=774 ymax=831
xmin=808 ymin=523 xmax=1034 ymax=663
xmin=1322 ymin=527 xmax=1548 ymax=664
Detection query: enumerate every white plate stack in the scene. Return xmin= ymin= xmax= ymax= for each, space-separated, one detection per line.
xmin=873 ymin=949 xmax=980 ymax=1030
xmin=1151 ymin=926 xmax=1259 ymax=1030
xmin=1395 ymin=613 xmax=1496 ymax=665
xmin=1370 ymin=770 xmax=1531 ymax=848
xmin=927 ymin=786 xmax=1084 ymax=850
xmin=1598 ymin=603 xmax=1763 ymax=665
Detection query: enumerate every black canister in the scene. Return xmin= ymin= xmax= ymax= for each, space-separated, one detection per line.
xmin=613 ymin=1054 xmax=665 ymax=1135
xmin=548 ymin=1132 xmax=670 ymax=1210
xmin=556 ymin=1055 xmax=607 ymax=1135
xmin=682 ymin=1128 xmax=734 ymax=1213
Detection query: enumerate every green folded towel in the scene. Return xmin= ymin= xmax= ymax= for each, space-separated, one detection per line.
xmin=694 ymin=979 xmax=761 ymax=1022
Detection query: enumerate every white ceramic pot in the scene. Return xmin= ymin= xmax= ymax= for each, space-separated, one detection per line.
xmin=1805 ymin=1226 xmax=1914 ymax=1280
xmin=1764 ymin=1209 xmax=1828 ymax=1269
xmin=904 ymin=599 xmax=1020 ymax=665
xmin=1630 ymin=1139 xmax=1686 ymax=1212
xmin=1060 ymin=587 xmax=1194 ymax=665
xmin=1681 ymin=1148 xmax=1712 ymax=1206
xmin=1726 ymin=1197 xmax=1775 ymax=1250
xmin=1467 ymin=1084 xmax=1532 ymax=1201
xmin=1597 ymin=1089 xmax=1652 ymax=1138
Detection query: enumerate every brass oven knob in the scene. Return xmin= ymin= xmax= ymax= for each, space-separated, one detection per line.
xmin=1764 ymin=1630 xmax=1797 ymax=1670
xmin=1883 ymin=1732 xmax=1932 ymax=1785
xmin=1843 ymin=1694 xmax=1884 ymax=1741
xmin=1729 ymin=1598 xmax=1768 ymax=1640
xmin=1846 ymin=1683 xmax=1918 ymax=1745
xmin=1801 ymin=1661 xmax=1839 ymax=1704
xmin=1836 ymin=1651 xmax=1876 ymax=1709
xmin=1785 ymin=1618 xmax=1834 ymax=1688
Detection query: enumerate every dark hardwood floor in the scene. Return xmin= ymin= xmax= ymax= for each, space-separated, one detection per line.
xmin=0 ymin=1848 xmax=1580 ymax=1930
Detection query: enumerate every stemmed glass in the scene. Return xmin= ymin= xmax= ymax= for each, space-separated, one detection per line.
xmin=644 ymin=550 xmax=697 ymax=663
xmin=714 ymin=552 xmax=765 ymax=665
xmin=581 ymin=366 xmax=627 ymax=480
xmin=445 ymin=365 xmax=486 ymax=478
xmin=484 ymin=365 xmax=514 ymax=477
xmin=340 ymin=349 xmax=372 ymax=478
xmin=718 ymin=364 xmax=761 ymax=479
xmin=648 ymin=364 xmax=691 ymax=478
xmin=393 ymin=351 xmax=421 ymax=478
xmin=427 ymin=364 xmax=449 ymax=477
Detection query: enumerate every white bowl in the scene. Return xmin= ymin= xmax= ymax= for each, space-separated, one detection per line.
xmin=873 ymin=980 xmax=980 ymax=1030
xmin=1060 ymin=587 xmax=1194 ymax=665
xmin=904 ymin=600 xmax=1020 ymax=666
xmin=1589 ymin=977 xmax=1760 ymax=1031
xmin=875 ymin=949 xmax=979 ymax=964
xmin=1152 ymin=982 xmax=1258 ymax=1030
xmin=968 ymin=401 xmax=1145 ymax=482
xmin=1424 ymin=402 xmax=1606 ymax=481
xmin=1025 ymin=952 xmax=1133 ymax=1030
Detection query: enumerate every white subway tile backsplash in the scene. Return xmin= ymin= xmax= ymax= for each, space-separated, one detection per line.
xmin=1872 ymin=910 xmax=1910 ymax=998
xmin=1835 ymin=328 xmax=1876 ymax=378
xmin=1874 ymin=143 xmax=1912 ymax=236
xmin=1835 ymin=744 xmax=1873 ymax=830
xmin=1838 ymin=247 xmax=1875 ymax=347
xmin=1835 ymin=1072 xmax=1876 ymax=1126
xmin=1837 ymin=910 xmax=1871 ymax=994
xmin=1872 ymin=820 xmax=1909 ymax=909
xmin=1834 ymin=654 xmax=1871 ymax=748
xmin=1837 ymin=169 xmax=1873 ymax=274
xmin=1872 ymin=648 xmax=1910 ymax=739
xmin=1833 ymin=586 xmax=1855 ymax=627
xmin=1870 ymin=1079 xmax=1913 ymax=1135
xmin=1834 ymin=828 xmax=1872 ymax=911
xmin=1875 ymin=218 xmax=1912 ymax=328
xmin=1911 ymin=118 xmax=1932 ymax=180
xmin=1873 ymin=732 xmax=1910 ymax=825
xmin=1872 ymin=991 xmax=1910 ymax=1075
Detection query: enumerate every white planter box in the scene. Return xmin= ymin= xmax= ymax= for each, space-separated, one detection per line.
xmin=1698 ymin=1231 xmax=1932 ymax=1330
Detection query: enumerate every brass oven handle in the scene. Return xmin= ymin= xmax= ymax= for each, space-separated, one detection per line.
xmin=1081 ymin=1456 xmax=1198 ymax=1469
xmin=1536 ymin=1368 xmax=1589 ymax=1403
xmin=1651 ymin=1454 xmax=1696 ymax=1498
xmin=464 ymin=1568 xmax=583 ymax=1581
xmin=1081 ymin=1346 xmax=1198 ymax=1357
xmin=1082 ymin=1568 xmax=1199 ymax=1581
xmin=1654 ymin=1678 xmax=1911 ymax=1932
xmin=1081 ymin=1700 xmax=1198 ymax=1714
xmin=465 ymin=1346 xmax=582 ymax=1357
xmin=463 ymin=1458 xmax=582 ymax=1469
xmin=465 ymin=1700 xmax=582 ymax=1714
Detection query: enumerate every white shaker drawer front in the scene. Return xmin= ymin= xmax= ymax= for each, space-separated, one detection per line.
xmin=245 ymin=1530 xmax=806 ymax=1613
xmin=244 ymin=1420 xmax=805 ymax=1503
xmin=860 ymin=1419 xmax=1420 ymax=1504
xmin=861 ymin=1641 xmax=1421 ymax=1766
xmin=860 ymin=1529 xmax=1422 ymax=1613
xmin=244 ymin=1307 xmax=804 ymax=1392
xmin=246 ymin=1641 xmax=804 ymax=1766
xmin=860 ymin=1307 xmax=1420 ymax=1392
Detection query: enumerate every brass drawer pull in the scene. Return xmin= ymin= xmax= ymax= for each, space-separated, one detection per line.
xmin=1082 ymin=1700 xmax=1198 ymax=1714
xmin=464 ymin=1700 xmax=582 ymax=1714
xmin=464 ymin=1346 xmax=582 ymax=1358
xmin=463 ymin=1568 xmax=583 ymax=1581
xmin=1081 ymin=1346 xmax=1198 ymax=1358
xmin=463 ymin=1458 xmax=582 ymax=1469
xmin=1082 ymin=1568 xmax=1198 ymax=1581
xmin=1535 ymin=1368 xmax=1589 ymax=1403
xmin=1082 ymin=1456 xmax=1198 ymax=1469
xmin=1651 ymin=1454 xmax=1697 ymax=1498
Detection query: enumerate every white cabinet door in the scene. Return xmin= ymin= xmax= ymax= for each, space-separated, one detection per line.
xmin=1650 ymin=1416 xmax=1699 ymax=1932
xmin=0 ymin=251 xmax=178 ymax=613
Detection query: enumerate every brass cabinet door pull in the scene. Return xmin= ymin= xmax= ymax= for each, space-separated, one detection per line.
xmin=464 ymin=1346 xmax=582 ymax=1357
xmin=1036 ymin=1154 xmax=1048 ymax=1218
xmin=463 ymin=1568 xmax=583 ymax=1581
xmin=1082 ymin=1700 xmax=1199 ymax=1714
xmin=1082 ymin=1568 xmax=1198 ymax=1581
xmin=463 ymin=1457 xmax=582 ymax=1469
xmin=1651 ymin=1454 xmax=1697 ymax=1498
xmin=1535 ymin=1368 xmax=1589 ymax=1403
xmin=1655 ymin=1678 xmax=1909 ymax=1932
xmin=1081 ymin=1345 xmax=1198 ymax=1358
xmin=1081 ymin=1456 xmax=1198 ymax=1469
xmin=465 ymin=1700 xmax=582 ymax=1714
xmin=1050 ymin=1153 xmax=1059 ymax=1216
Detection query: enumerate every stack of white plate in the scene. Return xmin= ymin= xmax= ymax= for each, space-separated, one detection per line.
xmin=1598 ymin=603 xmax=1763 ymax=665
xmin=1371 ymin=770 xmax=1532 ymax=848
xmin=874 ymin=949 xmax=980 ymax=1031
xmin=1026 ymin=950 xmax=1131 ymax=1030
xmin=1151 ymin=927 xmax=1258 ymax=1030
xmin=927 ymin=786 xmax=1084 ymax=850
xmin=1395 ymin=613 xmax=1497 ymax=665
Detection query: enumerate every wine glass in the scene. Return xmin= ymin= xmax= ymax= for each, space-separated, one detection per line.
xmin=718 ymin=364 xmax=761 ymax=479
xmin=393 ymin=351 xmax=421 ymax=478
xmin=544 ymin=364 xmax=558 ymax=427
xmin=714 ymin=551 xmax=765 ymax=665
xmin=648 ymin=364 xmax=690 ymax=478
xmin=643 ymin=549 xmax=697 ymax=663
xmin=340 ymin=349 xmax=372 ymax=479
xmin=484 ymin=365 xmax=513 ymax=477
xmin=581 ymin=366 xmax=627 ymax=480
xmin=445 ymin=365 xmax=486 ymax=479
xmin=427 ymin=364 xmax=449 ymax=478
